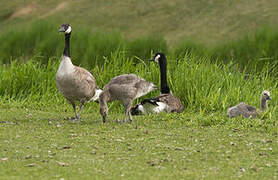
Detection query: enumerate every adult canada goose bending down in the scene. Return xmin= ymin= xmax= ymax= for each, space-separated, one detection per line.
xmin=227 ymin=90 xmax=271 ymax=118
xmin=99 ymin=74 xmax=156 ymax=123
xmin=130 ymin=53 xmax=184 ymax=115
xmin=56 ymin=24 xmax=102 ymax=121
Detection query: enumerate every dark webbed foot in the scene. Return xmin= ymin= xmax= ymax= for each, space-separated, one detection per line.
xmin=113 ymin=119 xmax=121 ymax=123
xmin=64 ymin=116 xmax=80 ymax=122
xmin=102 ymin=116 xmax=106 ymax=123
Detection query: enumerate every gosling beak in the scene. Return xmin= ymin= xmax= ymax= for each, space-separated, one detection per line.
xmin=268 ymin=96 xmax=271 ymax=100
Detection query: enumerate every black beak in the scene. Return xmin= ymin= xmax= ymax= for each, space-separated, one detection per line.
xmin=268 ymin=96 xmax=271 ymax=100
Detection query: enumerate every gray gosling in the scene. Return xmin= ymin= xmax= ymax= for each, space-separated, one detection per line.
xmin=56 ymin=24 xmax=102 ymax=121
xmin=227 ymin=90 xmax=271 ymax=118
xmin=131 ymin=53 xmax=184 ymax=115
xmin=99 ymin=74 xmax=156 ymax=123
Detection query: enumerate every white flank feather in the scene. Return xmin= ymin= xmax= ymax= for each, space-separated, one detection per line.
xmin=152 ymin=102 xmax=167 ymax=113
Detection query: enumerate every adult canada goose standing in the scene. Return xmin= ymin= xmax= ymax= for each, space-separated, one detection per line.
xmin=99 ymin=74 xmax=156 ymax=123
xmin=56 ymin=24 xmax=102 ymax=121
xmin=130 ymin=53 xmax=184 ymax=115
xmin=227 ymin=90 xmax=271 ymax=118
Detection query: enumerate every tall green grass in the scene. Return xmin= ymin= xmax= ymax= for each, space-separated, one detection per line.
xmin=1 ymin=22 xmax=278 ymax=74
xmin=0 ymin=21 xmax=167 ymax=66
xmin=174 ymin=26 xmax=278 ymax=72
xmin=0 ymin=52 xmax=277 ymax=116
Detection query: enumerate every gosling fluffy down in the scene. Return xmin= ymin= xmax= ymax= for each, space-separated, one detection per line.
xmin=99 ymin=74 xmax=156 ymax=123
xmin=227 ymin=90 xmax=271 ymax=118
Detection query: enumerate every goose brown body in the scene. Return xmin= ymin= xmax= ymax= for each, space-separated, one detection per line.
xmin=131 ymin=53 xmax=184 ymax=115
xmin=154 ymin=93 xmax=184 ymax=113
xmin=56 ymin=24 xmax=101 ymax=120
xmin=56 ymin=62 xmax=98 ymax=103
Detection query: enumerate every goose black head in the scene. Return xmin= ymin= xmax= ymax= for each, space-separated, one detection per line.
xmin=262 ymin=90 xmax=271 ymax=100
xmin=59 ymin=24 xmax=71 ymax=34
xmin=150 ymin=52 xmax=166 ymax=63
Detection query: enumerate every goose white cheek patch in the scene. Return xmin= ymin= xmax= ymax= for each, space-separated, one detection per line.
xmin=154 ymin=54 xmax=160 ymax=62
xmin=65 ymin=26 xmax=71 ymax=34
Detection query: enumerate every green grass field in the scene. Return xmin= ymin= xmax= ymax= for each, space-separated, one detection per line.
xmin=1 ymin=53 xmax=278 ymax=179
xmin=1 ymin=108 xmax=278 ymax=179
xmin=1 ymin=0 xmax=278 ymax=179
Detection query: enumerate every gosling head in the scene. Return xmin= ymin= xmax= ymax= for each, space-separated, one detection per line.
xmin=150 ymin=52 xmax=166 ymax=63
xmin=261 ymin=90 xmax=271 ymax=101
xmin=58 ymin=24 xmax=71 ymax=34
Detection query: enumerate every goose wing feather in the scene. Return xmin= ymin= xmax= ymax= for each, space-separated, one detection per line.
xmin=56 ymin=66 xmax=97 ymax=101
xmin=157 ymin=94 xmax=184 ymax=113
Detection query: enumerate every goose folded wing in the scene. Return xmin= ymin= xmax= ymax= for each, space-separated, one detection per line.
xmin=75 ymin=67 xmax=97 ymax=88
xmin=141 ymin=94 xmax=169 ymax=106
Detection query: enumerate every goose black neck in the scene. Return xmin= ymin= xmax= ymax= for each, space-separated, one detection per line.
xmin=63 ymin=33 xmax=71 ymax=57
xmin=159 ymin=55 xmax=170 ymax=94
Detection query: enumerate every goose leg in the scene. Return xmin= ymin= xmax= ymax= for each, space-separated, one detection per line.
xmin=76 ymin=102 xmax=85 ymax=120
xmin=71 ymin=102 xmax=78 ymax=121
xmin=122 ymin=100 xmax=132 ymax=123
xmin=128 ymin=109 xmax=133 ymax=123
xmin=123 ymin=107 xmax=128 ymax=123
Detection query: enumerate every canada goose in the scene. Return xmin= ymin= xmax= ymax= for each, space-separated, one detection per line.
xmin=99 ymin=74 xmax=156 ymax=123
xmin=56 ymin=24 xmax=102 ymax=121
xmin=130 ymin=53 xmax=184 ymax=115
xmin=227 ymin=90 xmax=271 ymax=118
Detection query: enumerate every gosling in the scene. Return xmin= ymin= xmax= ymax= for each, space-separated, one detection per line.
xmin=99 ymin=74 xmax=156 ymax=123
xmin=227 ymin=90 xmax=271 ymax=118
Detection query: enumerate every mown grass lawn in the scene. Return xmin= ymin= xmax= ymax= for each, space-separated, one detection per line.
xmin=1 ymin=107 xmax=277 ymax=179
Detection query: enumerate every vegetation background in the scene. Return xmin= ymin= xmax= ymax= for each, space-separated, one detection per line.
xmin=0 ymin=0 xmax=278 ymax=179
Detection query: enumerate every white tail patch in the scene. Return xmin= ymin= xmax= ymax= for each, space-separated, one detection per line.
xmin=137 ymin=105 xmax=147 ymax=114
xmin=91 ymin=89 xmax=102 ymax=101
